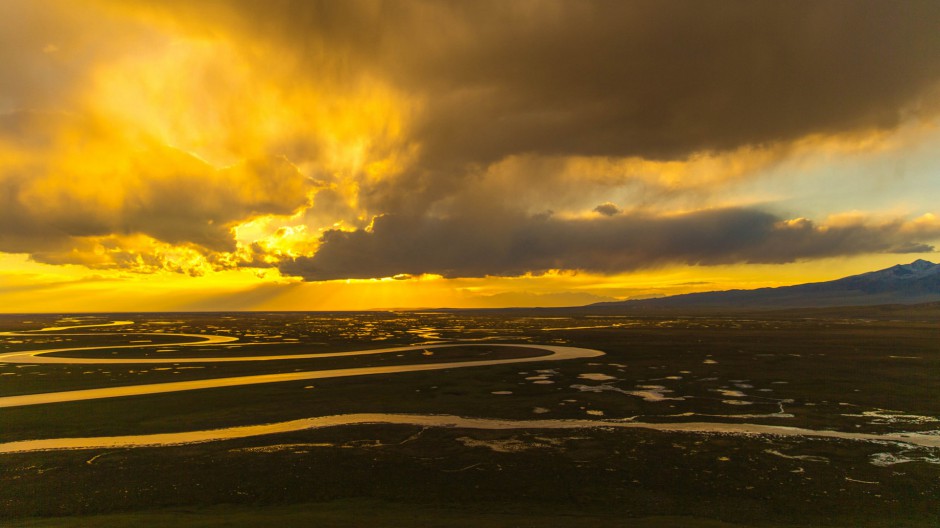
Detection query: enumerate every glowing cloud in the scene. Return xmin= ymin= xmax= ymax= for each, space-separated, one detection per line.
xmin=1 ymin=0 xmax=939 ymax=310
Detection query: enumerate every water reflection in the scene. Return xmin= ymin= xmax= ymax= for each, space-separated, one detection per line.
xmin=0 ymin=343 xmax=603 ymax=408
xmin=2 ymin=412 xmax=938 ymax=454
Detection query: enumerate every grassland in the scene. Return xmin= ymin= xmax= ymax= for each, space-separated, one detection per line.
xmin=1 ymin=311 xmax=938 ymax=526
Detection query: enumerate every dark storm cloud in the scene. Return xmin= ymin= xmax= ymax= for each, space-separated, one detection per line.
xmin=4 ymin=1 xmax=940 ymax=279
xmin=150 ymin=0 xmax=940 ymax=163
xmin=412 ymin=1 xmax=940 ymax=167
xmin=278 ymin=209 xmax=940 ymax=280
xmin=125 ymin=0 xmax=940 ymax=221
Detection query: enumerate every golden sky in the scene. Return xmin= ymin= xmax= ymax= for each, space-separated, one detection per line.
xmin=1 ymin=0 xmax=939 ymax=311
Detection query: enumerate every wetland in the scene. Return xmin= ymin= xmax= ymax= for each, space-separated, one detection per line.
xmin=1 ymin=310 xmax=938 ymax=527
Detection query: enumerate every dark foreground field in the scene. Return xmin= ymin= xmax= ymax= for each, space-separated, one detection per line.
xmin=1 ymin=310 xmax=938 ymax=527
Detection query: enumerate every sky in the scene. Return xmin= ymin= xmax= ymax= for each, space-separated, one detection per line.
xmin=1 ymin=0 xmax=940 ymax=312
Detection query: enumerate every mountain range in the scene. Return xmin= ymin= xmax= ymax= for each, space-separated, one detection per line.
xmin=589 ymin=259 xmax=940 ymax=311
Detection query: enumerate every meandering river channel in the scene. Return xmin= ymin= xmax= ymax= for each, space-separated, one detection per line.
xmin=2 ymin=321 xmax=938 ymax=454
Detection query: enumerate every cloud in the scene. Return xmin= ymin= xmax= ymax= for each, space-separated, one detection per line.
xmin=3 ymin=1 xmax=940 ymax=281
xmin=0 ymin=111 xmax=313 ymax=268
xmin=279 ymin=208 xmax=940 ymax=280
xmin=414 ymin=2 xmax=940 ymax=164
xmin=148 ymin=2 xmax=940 ymax=151
xmin=84 ymin=1 xmax=940 ymax=211
xmin=886 ymin=242 xmax=934 ymax=254
xmin=594 ymin=202 xmax=622 ymax=217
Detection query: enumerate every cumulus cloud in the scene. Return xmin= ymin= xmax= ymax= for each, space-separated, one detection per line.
xmin=0 ymin=111 xmax=312 ymax=268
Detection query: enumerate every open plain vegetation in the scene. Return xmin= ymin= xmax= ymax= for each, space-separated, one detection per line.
xmin=1 ymin=311 xmax=938 ymax=527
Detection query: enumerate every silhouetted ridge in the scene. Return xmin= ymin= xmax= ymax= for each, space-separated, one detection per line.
xmin=590 ymin=260 xmax=940 ymax=310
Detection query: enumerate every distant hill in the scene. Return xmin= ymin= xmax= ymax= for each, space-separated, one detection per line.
xmin=590 ymin=259 xmax=940 ymax=311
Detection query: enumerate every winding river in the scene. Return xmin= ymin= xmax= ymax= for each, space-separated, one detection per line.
xmin=3 ymin=413 xmax=940 ymax=454
xmin=2 ymin=321 xmax=938 ymax=454
xmin=0 ymin=342 xmax=603 ymax=408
